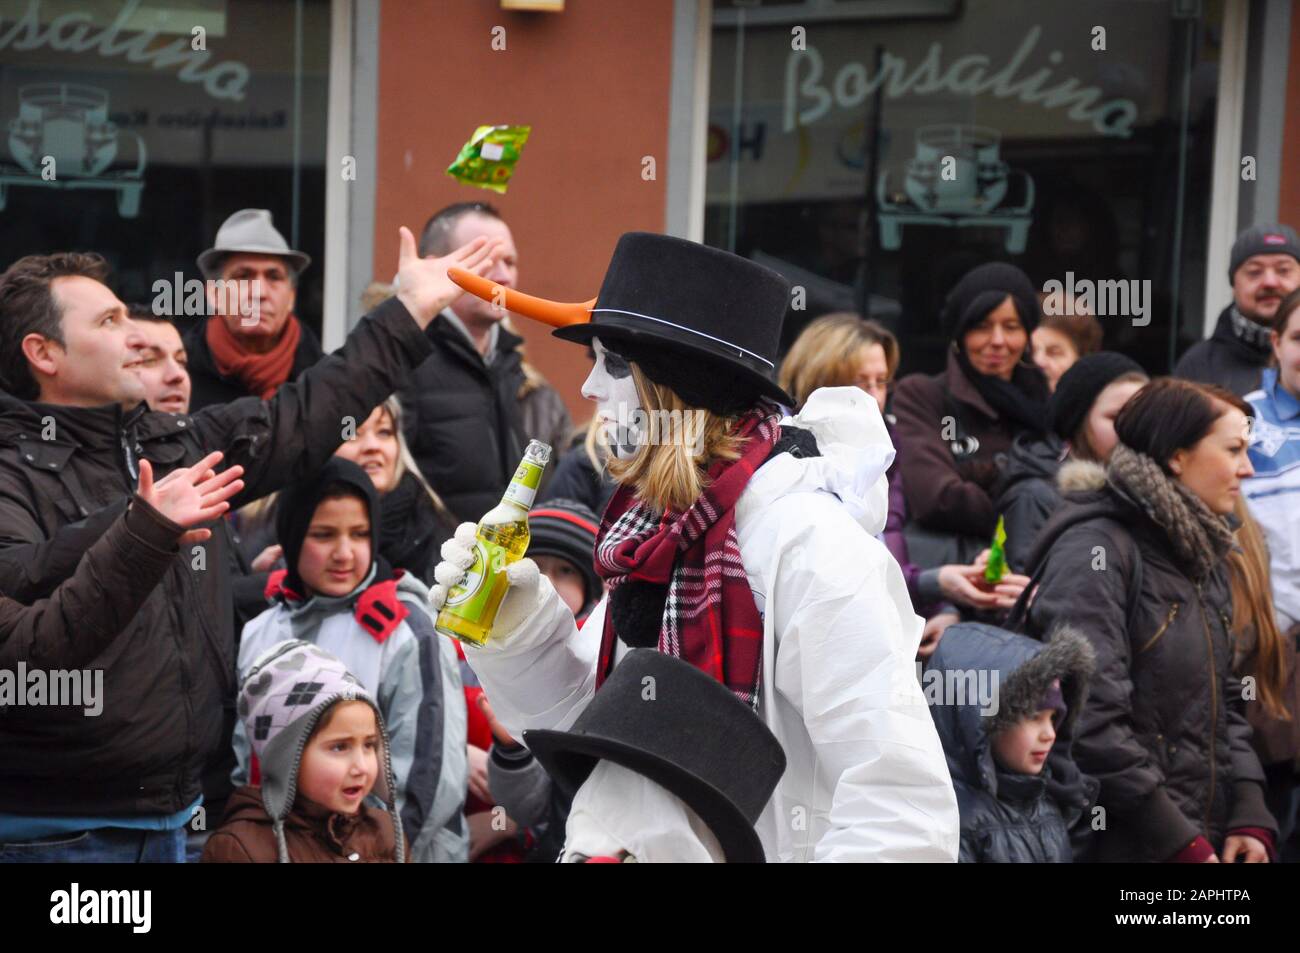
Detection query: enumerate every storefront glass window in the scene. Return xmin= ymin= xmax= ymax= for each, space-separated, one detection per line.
xmin=707 ymin=0 xmax=1225 ymax=375
xmin=0 ymin=0 xmax=330 ymax=334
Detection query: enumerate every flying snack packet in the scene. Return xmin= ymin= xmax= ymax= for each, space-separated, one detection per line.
xmin=446 ymin=124 xmax=531 ymax=194
xmin=984 ymin=515 xmax=1007 ymax=584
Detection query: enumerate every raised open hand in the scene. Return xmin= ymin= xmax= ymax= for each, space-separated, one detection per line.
xmin=394 ymin=226 xmax=504 ymax=328
xmin=138 ymin=451 xmax=245 ymax=545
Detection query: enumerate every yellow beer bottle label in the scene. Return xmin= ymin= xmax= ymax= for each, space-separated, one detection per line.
xmin=502 ymin=460 xmax=543 ymax=509
xmin=435 ymin=439 xmax=551 ymax=645
xmin=444 ymin=538 xmax=509 ymax=620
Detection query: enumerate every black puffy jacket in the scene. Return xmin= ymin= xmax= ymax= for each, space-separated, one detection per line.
xmin=1022 ymin=464 xmax=1277 ymax=861
xmin=0 ymin=298 xmax=433 ymax=818
xmin=928 ymin=622 xmax=1098 ymax=863
xmin=398 ymin=314 xmax=528 ymax=524
xmin=1173 ymin=306 xmax=1270 ymax=398
xmin=995 ymin=433 xmax=1066 ymax=574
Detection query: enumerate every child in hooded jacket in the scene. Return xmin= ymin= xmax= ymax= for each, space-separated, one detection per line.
xmin=232 ymin=457 xmax=467 ymax=863
xmin=926 ymin=623 xmax=1099 ymax=862
xmin=203 ymin=640 xmax=405 ymax=862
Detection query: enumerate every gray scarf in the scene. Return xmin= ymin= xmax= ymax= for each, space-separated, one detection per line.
xmin=1229 ymin=306 xmax=1273 ymax=353
xmin=1106 ymin=443 xmax=1235 ymax=581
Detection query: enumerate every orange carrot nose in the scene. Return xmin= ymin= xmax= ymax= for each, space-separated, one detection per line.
xmin=448 ymin=267 xmax=594 ymax=329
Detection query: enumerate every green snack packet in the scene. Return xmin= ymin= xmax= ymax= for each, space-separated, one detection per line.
xmin=984 ymin=515 xmax=1007 ymax=584
xmin=446 ymin=124 xmax=531 ymax=194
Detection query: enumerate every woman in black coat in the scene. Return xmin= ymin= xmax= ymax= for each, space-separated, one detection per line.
xmin=1021 ymin=378 xmax=1276 ymax=862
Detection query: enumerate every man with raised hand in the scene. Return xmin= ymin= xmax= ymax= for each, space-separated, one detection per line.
xmin=0 ymin=228 xmax=499 ymax=862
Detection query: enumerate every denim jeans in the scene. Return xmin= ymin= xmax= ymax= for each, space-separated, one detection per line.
xmin=0 ymin=826 xmax=187 ymax=863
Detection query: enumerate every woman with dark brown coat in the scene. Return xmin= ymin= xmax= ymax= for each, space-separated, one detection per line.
xmin=1021 ymin=379 xmax=1277 ymax=863
xmin=893 ymin=263 xmax=1050 ymax=563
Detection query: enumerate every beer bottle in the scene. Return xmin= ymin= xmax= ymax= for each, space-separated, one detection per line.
xmin=436 ymin=440 xmax=552 ymax=646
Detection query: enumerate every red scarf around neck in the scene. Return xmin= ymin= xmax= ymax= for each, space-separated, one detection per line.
xmin=205 ymin=313 xmax=302 ymax=399
xmin=593 ymin=403 xmax=782 ymax=708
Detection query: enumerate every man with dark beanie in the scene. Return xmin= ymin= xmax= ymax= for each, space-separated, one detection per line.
xmin=996 ymin=353 xmax=1148 ymax=572
xmin=1176 ymin=224 xmax=1300 ymax=395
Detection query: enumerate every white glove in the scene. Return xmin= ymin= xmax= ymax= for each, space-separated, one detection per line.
xmin=429 ymin=522 xmax=544 ymax=639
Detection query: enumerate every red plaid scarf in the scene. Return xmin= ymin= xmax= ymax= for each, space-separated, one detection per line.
xmin=593 ymin=403 xmax=782 ymax=708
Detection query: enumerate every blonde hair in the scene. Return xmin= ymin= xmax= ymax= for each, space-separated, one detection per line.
xmin=236 ymin=395 xmax=454 ymax=530
xmin=360 ymin=281 xmax=396 ymax=313
xmin=376 ymin=395 xmax=455 ymax=525
xmin=1229 ymin=498 xmax=1290 ymax=720
xmin=606 ymin=363 xmax=747 ymax=513
xmin=778 ymin=312 xmax=900 ymax=410
xmin=581 ymin=413 xmax=607 ymax=475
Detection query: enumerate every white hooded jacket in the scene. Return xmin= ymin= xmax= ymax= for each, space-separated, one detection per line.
xmin=465 ymin=387 xmax=960 ymax=861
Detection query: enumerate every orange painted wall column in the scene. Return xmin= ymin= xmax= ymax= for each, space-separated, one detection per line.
xmin=1279 ymin=0 xmax=1300 ymax=226
xmin=373 ymin=0 xmax=678 ymax=422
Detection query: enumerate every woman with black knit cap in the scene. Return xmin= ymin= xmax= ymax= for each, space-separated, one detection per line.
xmin=997 ymin=352 xmax=1148 ymax=573
xmin=893 ymin=263 xmax=1050 ymax=562
xmin=430 ymin=232 xmax=958 ymax=862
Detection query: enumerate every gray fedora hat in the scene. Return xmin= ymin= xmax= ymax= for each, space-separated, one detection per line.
xmin=197 ymin=209 xmax=311 ymax=279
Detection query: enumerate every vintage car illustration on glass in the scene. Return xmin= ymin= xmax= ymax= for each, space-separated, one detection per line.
xmin=877 ymin=124 xmax=1033 ymax=254
xmin=1 ymin=83 xmax=146 ymax=218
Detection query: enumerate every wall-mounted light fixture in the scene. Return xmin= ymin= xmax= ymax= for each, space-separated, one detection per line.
xmin=501 ymin=0 xmax=565 ymax=11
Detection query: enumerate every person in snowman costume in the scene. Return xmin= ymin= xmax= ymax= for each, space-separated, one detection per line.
xmin=431 ymin=233 xmax=959 ymax=862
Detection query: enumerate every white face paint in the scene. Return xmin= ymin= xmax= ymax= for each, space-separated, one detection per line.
xmin=582 ymin=337 xmax=643 ymax=459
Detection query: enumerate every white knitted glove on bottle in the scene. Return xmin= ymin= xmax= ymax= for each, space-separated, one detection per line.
xmin=429 ymin=522 xmax=543 ymax=640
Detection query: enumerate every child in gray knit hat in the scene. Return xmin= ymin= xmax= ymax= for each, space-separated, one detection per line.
xmin=202 ymin=640 xmax=406 ymax=863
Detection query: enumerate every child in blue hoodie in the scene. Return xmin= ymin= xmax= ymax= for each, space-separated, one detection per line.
xmin=927 ymin=623 xmax=1098 ymax=862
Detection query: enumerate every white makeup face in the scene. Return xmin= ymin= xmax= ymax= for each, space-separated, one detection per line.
xmin=582 ymin=337 xmax=643 ymax=459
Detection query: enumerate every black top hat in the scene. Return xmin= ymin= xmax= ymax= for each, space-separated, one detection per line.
xmin=523 ymin=649 xmax=786 ymax=863
xmin=449 ymin=232 xmax=795 ymax=408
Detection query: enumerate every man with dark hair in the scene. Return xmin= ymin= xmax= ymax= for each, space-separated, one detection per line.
xmin=183 ymin=209 xmax=324 ymax=411
xmin=0 ymin=252 xmax=140 ymax=405
xmin=126 ymin=305 xmax=191 ymax=415
xmin=403 ymin=202 xmax=570 ymax=522
xmin=1176 ymin=224 xmax=1300 ymax=395
xmin=0 ymin=228 xmax=500 ymax=862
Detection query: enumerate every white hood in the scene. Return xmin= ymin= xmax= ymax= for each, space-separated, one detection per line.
xmin=742 ymin=386 xmax=895 ymax=536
